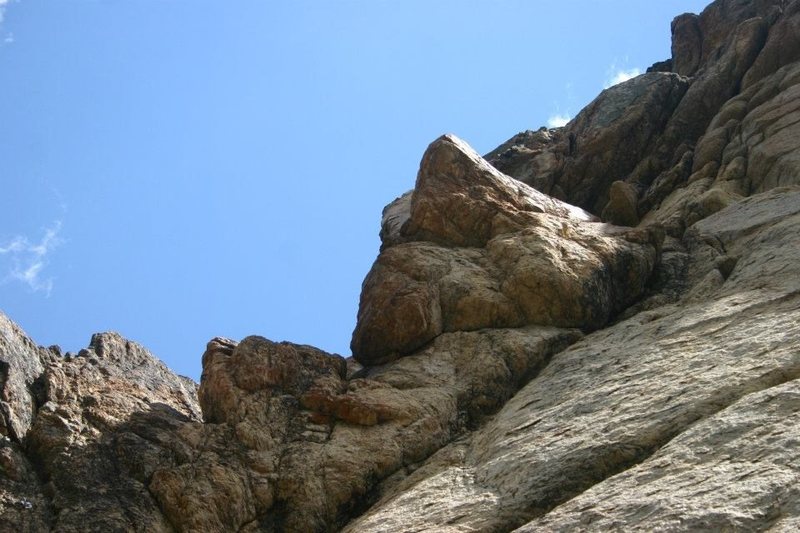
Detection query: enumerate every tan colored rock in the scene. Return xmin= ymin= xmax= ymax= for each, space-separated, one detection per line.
xmin=516 ymin=379 xmax=800 ymax=532
xmin=489 ymin=0 xmax=793 ymax=222
xmin=351 ymin=135 xmax=661 ymax=365
xmin=0 ymin=315 xmax=53 ymax=441
xmin=653 ymin=13 xmax=768 ymax=171
xmin=742 ymin=0 xmax=800 ymax=89
xmin=346 ymin=187 xmax=800 ymax=533
xmin=153 ymin=326 xmax=577 ymax=532
xmin=4 ymin=3 xmax=800 ymax=532
xmin=645 ymin=61 xmax=800 ymax=231
xmin=672 ymin=0 xmax=785 ymax=76
xmin=0 ymin=316 xmax=54 ymax=532
xmin=405 ymin=134 xmax=594 ymax=248
xmin=22 ymin=332 xmax=201 ymax=532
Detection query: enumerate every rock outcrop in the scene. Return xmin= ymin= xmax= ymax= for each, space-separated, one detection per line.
xmin=1 ymin=327 xmax=200 ymax=532
xmin=346 ymin=186 xmax=800 ymax=532
xmin=3 ymin=0 xmax=800 ymax=531
xmin=351 ymin=134 xmax=661 ymax=366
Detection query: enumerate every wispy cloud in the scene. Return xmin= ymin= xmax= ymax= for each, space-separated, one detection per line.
xmin=547 ymin=114 xmax=571 ymax=128
xmin=0 ymin=0 xmax=10 ymax=25
xmin=0 ymin=221 xmax=64 ymax=296
xmin=604 ymin=67 xmax=642 ymax=89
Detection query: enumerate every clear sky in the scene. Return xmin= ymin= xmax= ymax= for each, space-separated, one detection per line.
xmin=0 ymin=0 xmax=710 ymax=380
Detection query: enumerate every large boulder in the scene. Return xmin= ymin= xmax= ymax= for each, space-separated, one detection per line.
xmin=351 ymin=135 xmax=662 ymax=366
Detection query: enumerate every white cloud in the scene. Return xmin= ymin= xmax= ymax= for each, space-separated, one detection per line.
xmin=547 ymin=114 xmax=571 ymax=128
xmin=4 ymin=33 xmax=13 ymax=44
xmin=0 ymin=0 xmax=9 ymax=24
xmin=0 ymin=221 xmax=63 ymax=296
xmin=604 ymin=68 xmax=642 ymax=89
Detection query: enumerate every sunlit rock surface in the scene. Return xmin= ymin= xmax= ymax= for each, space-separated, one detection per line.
xmin=3 ymin=0 xmax=800 ymax=531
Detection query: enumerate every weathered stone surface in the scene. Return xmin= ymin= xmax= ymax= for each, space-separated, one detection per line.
xmin=516 ymin=379 xmax=800 ymax=532
xmin=644 ymin=61 xmax=800 ymax=233
xmin=4 ymin=1 xmax=800 ymax=531
xmin=672 ymin=0 xmax=782 ymax=77
xmin=644 ymin=12 xmax=768 ymax=188
xmin=0 ymin=438 xmax=50 ymax=533
xmin=671 ymin=13 xmax=703 ymax=76
xmin=23 ymin=332 xmax=201 ymax=532
xmin=0 ymin=318 xmax=57 ymax=532
xmin=378 ymin=190 xmax=412 ymax=249
xmin=345 ymin=187 xmax=800 ymax=533
xmin=152 ymin=326 xmax=577 ymax=532
xmin=406 ymin=134 xmax=595 ymax=248
xmin=0 ymin=315 xmax=52 ymax=442
xmin=483 ymin=128 xmax=566 ymax=195
xmin=351 ymin=134 xmax=661 ymax=366
xmin=742 ymin=0 xmax=800 ymax=89
xmin=556 ymin=73 xmax=689 ymax=214
xmin=488 ymin=0 xmax=798 ymax=223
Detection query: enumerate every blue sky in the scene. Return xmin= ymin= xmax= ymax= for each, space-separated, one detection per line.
xmin=0 ymin=0 xmax=709 ymax=379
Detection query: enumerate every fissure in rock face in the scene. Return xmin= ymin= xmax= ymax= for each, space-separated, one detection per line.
xmin=3 ymin=0 xmax=800 ymax=531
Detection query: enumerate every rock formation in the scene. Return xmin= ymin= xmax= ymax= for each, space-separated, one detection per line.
xmin=3 ymin=0 xmax=800 ymax=531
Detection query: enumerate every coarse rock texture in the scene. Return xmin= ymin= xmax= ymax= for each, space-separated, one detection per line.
xmin=3 ymin=0 xmax=800 ymax=531
xmin=0 ymin=315 xmax=55 ymax=444
xmin=351 ymin=134 xmax=662 ymax=366
xmin=345 ymin=186 xmax=800 ymax=533
xmin=0 ymin=325 xmax=201 ymax=532
xmin=0 ymin=316 xmax=54 ymax=532
xmin=149 ymin=326 xmax=578 ymax=532
xmin=486 ymin=72 xmax=690 ymax=213
xmin=486 ymin=0 xmax=792 ymax=224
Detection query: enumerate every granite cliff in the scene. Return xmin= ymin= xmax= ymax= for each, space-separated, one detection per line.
xmin=3 ymin=0 xmax=800 ymax=530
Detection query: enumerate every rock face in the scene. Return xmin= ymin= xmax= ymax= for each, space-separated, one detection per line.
xmin=1 ymin=327 xmax=200 ymax=532
xmin=346 ymin=187 xmax=800 ymax=532
xmin=351 ymin=134 xmax=661 ymax=365
xmin=3 ymin=0 xmax=800 ymax=531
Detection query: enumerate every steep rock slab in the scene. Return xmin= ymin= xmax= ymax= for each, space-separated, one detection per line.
xmin=652 ymin=13 xmax=768 ymax=171
xmin=153 ymin=326 xmax=577 ymax=532
xmin=485 ymin=73 xmax=689 ymax=215
xmin=0 ymin=314 xmax=53 ymax=442
xmin=24 ymin=332 xmax=201 ymax=532
xmin=558 ymin=72 xmax=689 ymax=214
xmin=345 ymin=187 xmax=800 ymax=532
xmin=352 ymin=135 xmax=661 ymax=366
xmin=0 ymin=315 xmax=55 ymax=532
xmin=516 ymin=379 xmax=800 ymax=531
xmin=720 ymin=62 xmax=800 ymax=195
